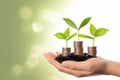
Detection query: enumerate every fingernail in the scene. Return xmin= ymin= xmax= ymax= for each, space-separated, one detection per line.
xmin=61 ymin=61 xmax=69 ymax=68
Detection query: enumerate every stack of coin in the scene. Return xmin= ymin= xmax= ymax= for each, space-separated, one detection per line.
xmin=74 ymin=41 xmax=83 ymax=55
xmin=88 ymin=46 xmax=97 ymax=56
xmin=62 ymin=47 xmax=71 ymax=56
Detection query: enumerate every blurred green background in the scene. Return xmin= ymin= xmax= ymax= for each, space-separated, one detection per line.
xmin=0 ymin=0 xmax=69 ymax=80
xmin=1 ymin=0 xmax=120 ymax=80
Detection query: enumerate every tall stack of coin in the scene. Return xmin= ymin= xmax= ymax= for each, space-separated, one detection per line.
xmin=62 ymin=47 xmax=71 ymax=56
xmin=88 ymin=46 xmax=97 ymax=56
xmin=74 ymin=41 xmax=83 ymax=55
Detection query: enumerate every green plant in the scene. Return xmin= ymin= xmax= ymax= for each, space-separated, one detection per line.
xmin=54 ymin=28 xmax=77 ymax=47
xmin=63 ymin=17 xmax=91 ymax=41
xmin=78 ymin=24 xmax=109 ymax=46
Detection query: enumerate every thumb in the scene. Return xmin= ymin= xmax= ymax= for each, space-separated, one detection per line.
xmin=61 ymin=61 xmax=87 ymax=70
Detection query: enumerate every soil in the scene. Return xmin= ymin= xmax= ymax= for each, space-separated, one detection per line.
xmin=55 ymin=53 xmax=96 ymax=63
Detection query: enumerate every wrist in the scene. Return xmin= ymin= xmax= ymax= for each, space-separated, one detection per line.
xmin=103 ymin=60 xmax=120 ymax=76
xmin=103 ymin=60 xmax=111 ymax=75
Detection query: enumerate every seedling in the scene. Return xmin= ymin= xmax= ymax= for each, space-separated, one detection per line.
xmin=78 ymin=23 xmax=109 ymax=46
xmin=54 ymin=28 xmax=77 ymax=47
xmin=54 ymin=17 xmax=109 ymax=63
xmin=63 ymin=17 xmax=91 ymax=41
xmin=54 ymin=28 xmax=77 ymax=58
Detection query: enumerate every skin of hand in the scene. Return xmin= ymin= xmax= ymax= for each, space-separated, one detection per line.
xmin=43 ymin=52 xmax=108 ymax=77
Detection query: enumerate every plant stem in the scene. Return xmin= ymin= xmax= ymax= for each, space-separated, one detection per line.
xmin=66 ymin=40 xmax=68 ymax=47
xmin=78 ymin=30 xmax=79 ymax=41
xmin=92 ymin=39 xmax=95 ymax=46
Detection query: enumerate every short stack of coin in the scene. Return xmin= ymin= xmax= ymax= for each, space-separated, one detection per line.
xmin=88 ymin=46 xmax=97 ymax=56
xmin=74 ymin=41 xmax=83 ymax=56
xmin=62 ymin=47 xmax=71 ymax=56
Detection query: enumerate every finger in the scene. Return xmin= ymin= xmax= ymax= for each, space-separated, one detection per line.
xmin=44 ymin=53 xmax=92 ymax=77
xmin=56 ymin=51 xmax=61 ymax=56
xmin=73 ymin=70 xmax=92 ymax=77
xmin=62 ymin=68 xmax=92 ymax=77
xmin=61 ymin=60 xmax=88 ymax=70
xmin=44 ymin=52 xmax=61 ymax=66
xmin=48 ymin=52 xmax=57 ymax=58
xmin=44 ymin=53 xmax=56 ymax=61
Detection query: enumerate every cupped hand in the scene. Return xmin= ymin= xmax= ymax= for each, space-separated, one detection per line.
xmin=43 ymin=52 xmax=107 ymax=77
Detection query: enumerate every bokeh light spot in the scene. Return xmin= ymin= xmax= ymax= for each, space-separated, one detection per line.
xmin=40 ymin=10 xmax=59 ymax=22
xmin=12 ymin=64 xmax=23 ymax=76
xmin=26 ymin=54 xmax=40 ymax=69
xmin=32 ymin=22 xmax=43 ymax=32
xmin=19 ymin=6 xmax=32 ymax=20
xmin=30 ymin=45 xmax=42 ymax=56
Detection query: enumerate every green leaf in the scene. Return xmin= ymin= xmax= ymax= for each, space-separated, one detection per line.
xmin=54 ymin=33 xmax=66 ymax=39
xmin=63 ymin=18 xmax=78 ymax=30
xmin=79 ymin=17 xmax=91 ymax=30
xmin=78 ymin=34 xmax=94 ymax=39
xmin=67 ymin=33 xmax=77 ymax=41
xmin=90 ymin=24 xmax=96 ymax=37
xmin=95 ymin=28 xmax=109 ymax=37
xmin=64 ymin=28 xmax=70 ymax=38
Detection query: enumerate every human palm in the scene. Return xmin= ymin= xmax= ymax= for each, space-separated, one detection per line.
xmin=44 ymin=52 xmax=107 ymax=77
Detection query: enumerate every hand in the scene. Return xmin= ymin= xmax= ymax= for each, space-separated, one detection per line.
xmin=43 ymin=52 xmax=107 ymax=77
